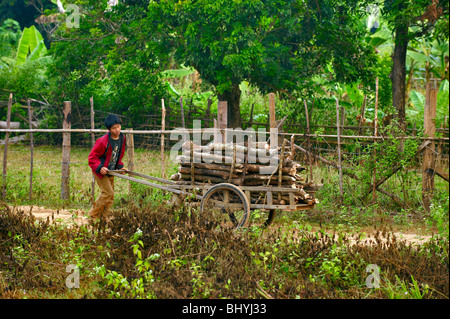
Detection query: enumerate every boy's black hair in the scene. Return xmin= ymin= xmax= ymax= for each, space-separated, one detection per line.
xmin=105 ymin=114 xmax=121 ymax=129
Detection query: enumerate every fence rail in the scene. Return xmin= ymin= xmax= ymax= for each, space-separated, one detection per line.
xmin=1 ymin=128 xmax=449 ymax=141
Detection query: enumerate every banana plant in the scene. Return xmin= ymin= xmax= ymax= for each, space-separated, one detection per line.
xmin=405 ymin=37 xmax=449 ymax=127
xmin=407 ymin=79 xmax=449 ymax=128
xmin=0 ymin=23 xmax=52 ymax=101
xmin=14 ymin=25 xmax=50 ymax=66
xmin=407 ymin=38 xmax=449 ymax=83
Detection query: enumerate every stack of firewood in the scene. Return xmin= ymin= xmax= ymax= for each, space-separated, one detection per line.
xmin=170 ymin=139 xmax=317 ymax=206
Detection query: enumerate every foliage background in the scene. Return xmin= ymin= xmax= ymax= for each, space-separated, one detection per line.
xmin=0 ymin=0 xmax=447 ymax=135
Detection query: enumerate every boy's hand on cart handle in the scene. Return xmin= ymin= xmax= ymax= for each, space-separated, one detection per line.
xmin=100 ymin=167 xmax=109 ymax=175
xmin=119 ymin=168 xmax=128 ymax=174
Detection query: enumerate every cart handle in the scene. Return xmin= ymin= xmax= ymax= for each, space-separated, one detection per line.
xmin=107 ymin=170 xmax=203 ymax=200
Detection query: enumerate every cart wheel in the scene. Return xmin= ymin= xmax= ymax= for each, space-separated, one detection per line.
xmin=200 ymin=183 xmax=250 ymax=230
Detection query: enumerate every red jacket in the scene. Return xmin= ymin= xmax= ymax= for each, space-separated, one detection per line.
xmin=88 ymin=132 xmax=126 ymax=179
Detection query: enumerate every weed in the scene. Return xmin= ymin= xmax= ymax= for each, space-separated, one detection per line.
xmin=426 ymin=199 xmax=449 ymax=238
xmin=96 ymin=228 xmax=158 ymax=299
xmin=382 ymin=275 xmax=430 ymax=299
xmin=190 ymin=262 xmax=212 ymax=298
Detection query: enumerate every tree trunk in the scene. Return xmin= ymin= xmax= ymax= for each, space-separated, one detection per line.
xmin=218 ymin=83 xmax=242 ymax=128
xmin=390 ymin=23 xmax=410 ymax=131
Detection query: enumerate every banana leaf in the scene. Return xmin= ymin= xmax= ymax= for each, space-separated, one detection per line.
xmin=15 ymin=25 xmax=47 ymax=65
xmin=409 ymin=90 xmax=425 ymax=110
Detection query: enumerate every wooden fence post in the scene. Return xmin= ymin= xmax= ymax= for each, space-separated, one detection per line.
xmin=180 ymin=97 xmax=185 ymax=129
xmin=127 ymin=128 xmax=135 ymax=194
xmin=28 ymin=99 xmax=34 ymax=201
xmin=304 ymin=100 xmax=313 ymax=182
xmin=422 ymin=80 xmax=438 ymax=211
xmin=61 ymin=101 xmax=71 ymax=200
xmin=166 ymin=100 xmax=171 ymax=149
xmin=161 ymin=99 xmax=166 ymax=180
xmin=374 ymin=77 xmax=379 ymax=137
xmin=336 ymin=99 xmax=343 ymax=200
xmin=373 ymin=77 xmax=379 ymax=204
xmin=269 ymin=93 xmax=277 ymax=148
xmin=218 ymin=101 xmax=228 ymax=143
xmin=90 ymin=97 xmax=95 ymax=203
xmin=214 ymin=119 xmax=218 ymax=143
xmin=2 ymin=93 xmax=12 ymax=199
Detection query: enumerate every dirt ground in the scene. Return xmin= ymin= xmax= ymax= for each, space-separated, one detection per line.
xmin=8 ymin=205 xmax=89 ymax=226
xmin=343 ymin=230 xmax=432 ymax=247
xmin=6 ymin=205 xmax=433 ymax=246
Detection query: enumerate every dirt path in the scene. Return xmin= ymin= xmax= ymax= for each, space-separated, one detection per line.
xmin=8 ymin=205 xmax=89 ymax=226
xmin=385 ymin=232 xmax=433 ymax=246
xmin=339 ymin=230 xmax=433 ymax=247
xmin=286 ymin=225 xmax=434 ymax=247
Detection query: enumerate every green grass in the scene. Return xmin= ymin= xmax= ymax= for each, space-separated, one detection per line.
xmin=0 ymin=144 xmax=179 ymax=210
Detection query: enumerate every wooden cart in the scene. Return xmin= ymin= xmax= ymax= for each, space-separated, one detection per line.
xmin=108 ymin=169 xmax=317 ymax=229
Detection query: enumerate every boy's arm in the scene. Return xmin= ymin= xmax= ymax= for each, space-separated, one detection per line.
xmin=88 ymin=139 xmax=106 ymax=174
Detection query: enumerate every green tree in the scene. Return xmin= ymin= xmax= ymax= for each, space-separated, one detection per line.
xmin=149 ymin=0 xmax=377 ymax=128
xmin=0 ymin=18 xmax=21 ymax=61
xmin=46 ymin=0 xmax=165 ymax=125
xmin=364 ymin=0 xmax=449 ymax=129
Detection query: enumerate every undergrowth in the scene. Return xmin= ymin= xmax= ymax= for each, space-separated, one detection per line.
xmin=0 ymin=201 xmax=448 ymax=299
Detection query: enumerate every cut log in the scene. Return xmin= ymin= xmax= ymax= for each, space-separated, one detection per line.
xmin=179 ymin=151 xmax=245 ymax=164
xmin=180 ymin=162 xmax=244 ymax=173
xmin=179 ymin=173 xmax=296 ymax=186
xmin=177 ymin=151 xmax=289 ymax=166
xmin=179 ymin=166 xmax=240 ymax=179
xmin=177 ymin=155 xmax=244 ymax=168
xmin=179 ymin=162 xmax=300 ymax=176
xmin=182 ymin=141 xmax=278 ymax=157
